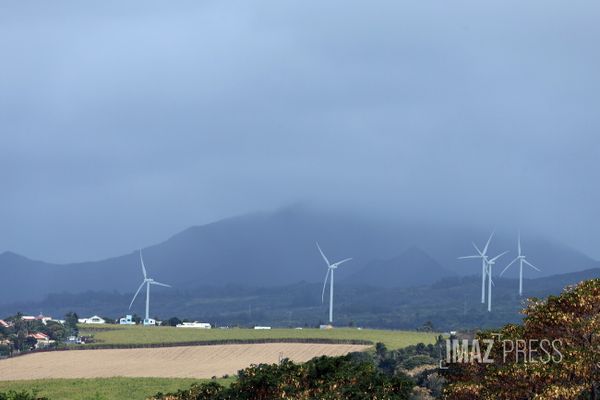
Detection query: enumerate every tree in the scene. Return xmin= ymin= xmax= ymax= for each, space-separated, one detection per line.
xmin=64 ymin=312 xmax=79 ymax=336
xmin=166 ymin=317 xmax=182 ymax=327
xmin=444 ymin=278 xmax=600 ymax=400
xmin=150 ymin=354 xmax=414 ymax=399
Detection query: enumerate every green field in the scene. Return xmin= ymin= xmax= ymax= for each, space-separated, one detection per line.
xmin=0 ymin=328 xmax=436 ymax=399
xmin=0 ymin=377 xmax=233 ymax=400
xmin=79 ymin=325 xmax=437 ymax=350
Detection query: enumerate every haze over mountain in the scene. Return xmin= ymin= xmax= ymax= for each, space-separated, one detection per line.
xmin=0 ymin=207 xmax=595 ymax=304
xmin=344 ymin=247 xmax=456 ymax=288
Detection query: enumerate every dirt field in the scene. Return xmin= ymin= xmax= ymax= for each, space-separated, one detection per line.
xmin=0 ymin=343 xmax=369 ymax=381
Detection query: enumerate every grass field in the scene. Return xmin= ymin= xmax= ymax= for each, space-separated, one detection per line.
xmin=0 ymin=377 xmax=233 ymax=400
xmin=79 ymin=325 xmax=437 ymax=350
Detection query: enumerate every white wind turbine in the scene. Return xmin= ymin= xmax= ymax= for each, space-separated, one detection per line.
xmin=317 ymin=242 xmax=352 ymax=325
xmin=500 ymin=232 xmax=541 ymax=296
xmin=485 ymin=251 xmax=508 ymax=312
xmin=129 ymin=250 xmax=171 ymax=325
xmin=458 ymin=232 xmax=495 ymax=304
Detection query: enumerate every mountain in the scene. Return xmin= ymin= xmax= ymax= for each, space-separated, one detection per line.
xmin=344 ymin=247 xmax=455 ymax=287
xmin=2 ymin=267 xmax=598 ymax=331
xmin=0 ymin=206 xmax=596 ymax=304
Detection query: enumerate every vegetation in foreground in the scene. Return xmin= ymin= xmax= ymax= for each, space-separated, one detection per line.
xmin=444 ymin=278 xmax=599 ymax=399
xmin=149 ymin=340 xmax=444 ymax=400
xmin=0 ymin=378 xmax=233 ymax=400
xmin=78 ymin=325 xmax=436 ymax=350
xmin=150 ymin=354 xmax=416 ymax=400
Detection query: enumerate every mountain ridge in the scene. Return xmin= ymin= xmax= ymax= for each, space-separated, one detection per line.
xmin=0 ymin=207 xmax=596 ymax=304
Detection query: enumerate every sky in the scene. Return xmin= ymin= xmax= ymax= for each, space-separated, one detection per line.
xmin=1 ymin=1 xmax=599 ymax=263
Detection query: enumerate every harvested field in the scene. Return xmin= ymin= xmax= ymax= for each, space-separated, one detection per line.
xmin=0 ymin=343 xmax=369 ymax=381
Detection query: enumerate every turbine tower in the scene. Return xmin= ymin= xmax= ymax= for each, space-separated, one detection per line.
xmin=317 ymin=242 xmax=351 ymax=325
xmin=129 ymin=250 xmax=171 ymax=325
xmin=499 ymin=232 xmax=541 ymax=296
xmin=485 ymin=251 xmax=508 ymax=312
xmin=458 ymin=232 xmax=495 ymax=304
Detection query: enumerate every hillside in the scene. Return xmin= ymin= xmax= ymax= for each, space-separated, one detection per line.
xmin=0 ymin=207 xmax=595 ymax=303
xmin=344 ymin=246 xmax=455 ymax=287
xmin=3 ymin=266 xmax=598 ymax=331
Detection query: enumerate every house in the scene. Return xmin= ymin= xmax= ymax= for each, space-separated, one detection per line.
xmin=35 ymin=314 xmax=53 ymax=325
xmin=254 ymin=326 xmax=272 ymax=330
xmin=27 ymin=332 xmax=54 ymax=349
xmin=0 ymin=319 xmax=11 ymax=328
xmin=78 ymin=316 xmax=106 ymax=324
xmin=176 ymin=322 xmax=211 ymax=329
xmin=21 ymin=316 xmax=36 ymax=321
xmin=119 ymin=315 xmax=136 ymax=325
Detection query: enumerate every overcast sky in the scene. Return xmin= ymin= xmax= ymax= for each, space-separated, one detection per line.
xmin=1 ymin=1 xmax=599 ymax=263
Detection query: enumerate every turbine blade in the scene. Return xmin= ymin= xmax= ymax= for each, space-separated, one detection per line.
xmin=490 ymin=251 xmax=508 ymax=263
xmin=499 ymin=258 xmax=518 ymax=276
xmin=151 ymin=281 xmax=171 ymax=288
xmin=321 ymin=268 xmax=331 ymax=303
xmin=316 ymin=242 xmax=330 ymax=266
xmin=472 ymin=242 xmax=483 ymax=256
xmin=523 ymin=259 xmax=541 ymax=271
xmin=518 ymin=231 xmax=522 ymax=256
xmin=140 ymin=250 xmax=147 ymax=279
xmin=483 ymin=230 xmax=495 ymax=255
xmin=458 ymin=255 xmax=480 ymax=259
xmin=331 ymin=258 xmax=352 ymax=268
xmin=129 ymin=281 xmax=146 ymax=309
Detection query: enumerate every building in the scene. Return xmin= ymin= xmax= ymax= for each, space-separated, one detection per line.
xmin=119 ymin=315 xmax=136 ymax=325
xmin=254 ymin=326 xmax=272 ymax=330
xmin=27 ymin=332 xmax=54 ymax=349
xmin=176 ymin=322 xmax=211 ymax=329
xmin=78 ymin=316 xmax=106 ymax=324
xmin=35 ymin=314 xmax=53 ymax=325
xmin=0 ymin=319 xmax=10 ymax=328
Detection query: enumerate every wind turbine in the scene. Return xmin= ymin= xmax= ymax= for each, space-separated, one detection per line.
xmin=500 ymin=232 xmax=541 ymax=296
xmin=458 ymin=232 xmax=495 ymax=304
xmin=129 ymin=250 xmax=171 ymax=325
xmin=317 ymin=242 xmax=351 ymax=325
xmin=485 ymin=251 xmax=508 ymax=312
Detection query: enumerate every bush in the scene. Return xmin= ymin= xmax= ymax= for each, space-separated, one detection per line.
xmin=151 ymin=354 xmax=414 ymax=399
xmin=0 ymin=390 xmax=48 ymax=400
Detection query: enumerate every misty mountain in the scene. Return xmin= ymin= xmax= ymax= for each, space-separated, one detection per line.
xmin=0 ymin=206 xmax=595 ymax=304
xmin=344 ymin=247 xmax=455 ymax=287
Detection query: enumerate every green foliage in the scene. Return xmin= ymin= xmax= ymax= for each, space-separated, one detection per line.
xmin=443 ymin=278 xmax=600 ymax=400
xmin=0 ymin=390 xmax=48 ymax=400
xmin=0 ymin=378 xmax=226 ymax=400
xmin=151 ymin=354 xmax=414 ymax=400
xmin=64 ymin=312 xmax=79 ymax=336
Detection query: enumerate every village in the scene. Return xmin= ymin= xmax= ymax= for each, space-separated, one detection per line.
xmin=0 ymin=313 xmax=217 ymax=357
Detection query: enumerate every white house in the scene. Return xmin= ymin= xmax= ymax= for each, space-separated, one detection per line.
xmin=78 ymin=315 xmax=106 ymax=324
xmin=119 ymin=315 xmax=136 ymax=325
xmin=27 ymin=332 xmax=54 ymax=349
xmin=176 ymin=322 xmax=211 ymax=329
xmin=254 ymin=326 xmax=272 ymax=330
